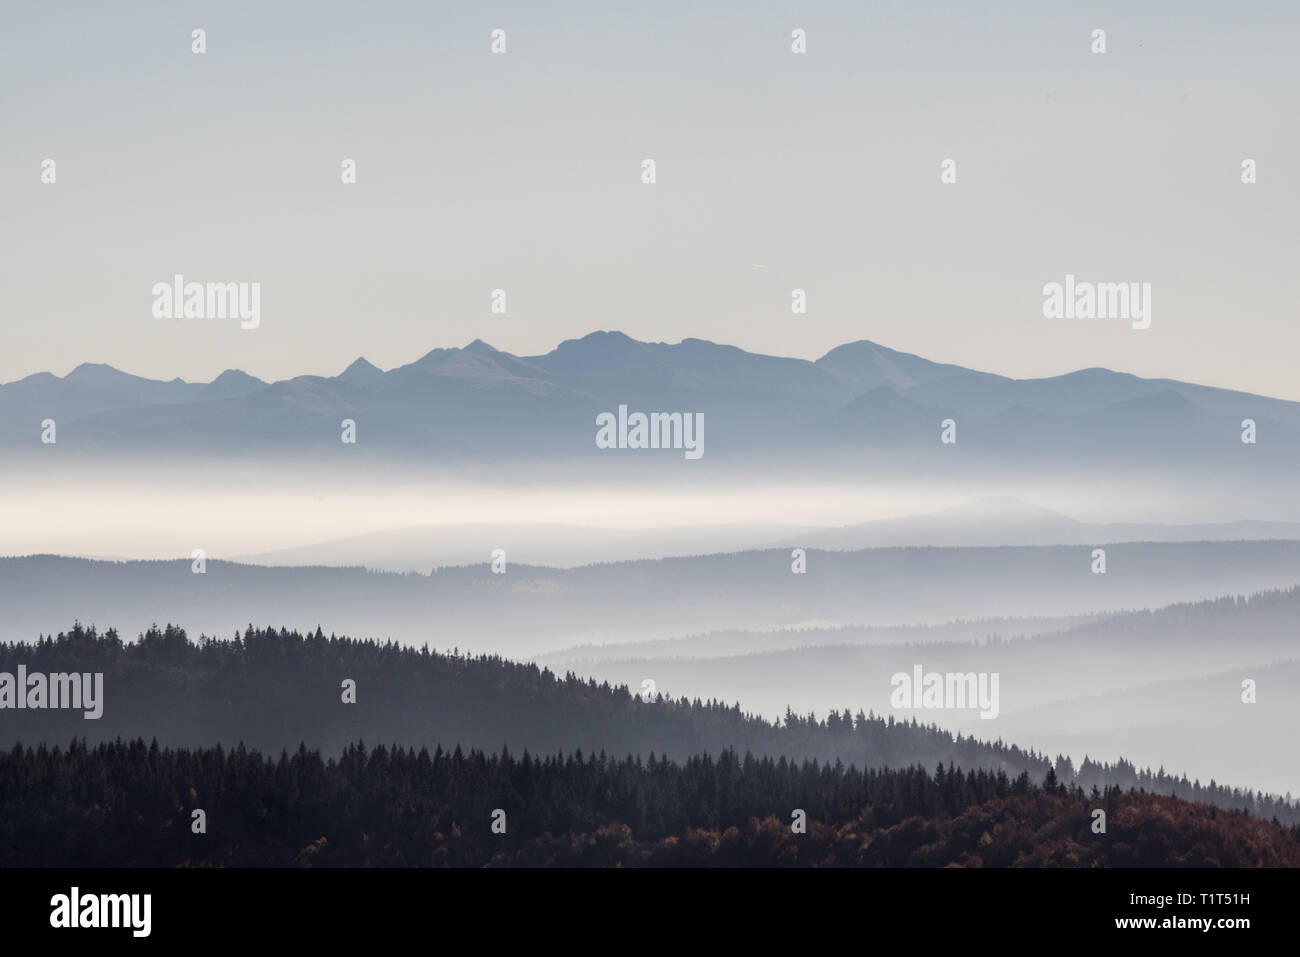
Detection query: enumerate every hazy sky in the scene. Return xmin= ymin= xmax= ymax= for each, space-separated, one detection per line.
xmin=3 ymin=1 xmax=1297 ymax=396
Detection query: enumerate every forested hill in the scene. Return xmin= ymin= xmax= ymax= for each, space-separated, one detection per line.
xmin=3 ymin=739 xmax=1298 ymax=867
xmin=0 ymin=624 xmax=1035 ymax=772
xmin=2 ymin=624 xmax=1295 ymax=826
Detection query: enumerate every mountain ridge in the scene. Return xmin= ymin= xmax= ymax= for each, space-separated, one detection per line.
xmin=3 ymin=332 xmax=1297 ymax=472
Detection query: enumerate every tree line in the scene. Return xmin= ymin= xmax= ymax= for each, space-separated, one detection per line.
xmin=3 ymin=737 xmax=1297 ymax=867
xmin=1 ymin=623 xmax=1295 ymax=827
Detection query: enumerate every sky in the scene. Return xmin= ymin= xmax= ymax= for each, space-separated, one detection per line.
xmin=2 ymin=1 xmax=1297 ymax=397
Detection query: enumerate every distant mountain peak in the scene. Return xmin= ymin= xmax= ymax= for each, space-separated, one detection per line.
xmin=935 ymin=498 xmax=1078 ymax=524
xmin=340 ymin=357 xmax=382 ymax=377
xmin=559 ymin=330 xmax=642 ymax=350
xmin=816 ymin=340 xmax=978 ymax=391
xmin=533 ymin=331 xmax=656 ymax=371
xmin=208 ymin=369 xmax=262 ymax=385
xmin=63 ymin=362 xmax=178 ymax=392
xmin=198 ymin=368 xmax=268 ymax=399
xmin=583 ymin=330 xmax=636 ymax=342
xmin=408 ymin=346 xmax=459 ymax=367
xmin=65 ymin=361 xmax=128 ymax=381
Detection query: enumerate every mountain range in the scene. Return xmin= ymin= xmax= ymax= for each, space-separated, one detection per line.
xmin=3 ymin=332 xmax=1297 ymax=475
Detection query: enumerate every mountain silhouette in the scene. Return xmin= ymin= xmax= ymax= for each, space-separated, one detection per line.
xmin=2 ymin=332 xmax=1295 ymax=475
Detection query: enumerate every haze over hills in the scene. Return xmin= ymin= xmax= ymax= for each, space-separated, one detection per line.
xmin=537 ymin=585 xmax=1300 ymax=795
xmin=4 ymin=623 xmax=1296 ymax=832
xmin=5 ymin=333 xmax=1300 ymax=814
xmin=233 ymin=521 xmax=816 ymax=571
xmin=229 ymin=499 xmax=1300 ymax=571
xmin=2 ymin=332 xmax=1297 ymax=482
xmin=8 ymin=539 xmax=1300 ymax=655
xmin=773 ymin=498 xmax=1300 ymax=552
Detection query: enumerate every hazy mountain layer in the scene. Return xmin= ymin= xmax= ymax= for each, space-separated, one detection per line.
xmin=6 ymin=540 xmax=1300 ymax=654
xmin=3 ymin=333 xmax=1296 ymax=484
xmin=541 ymin=586 xmax=1300 ymax=794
